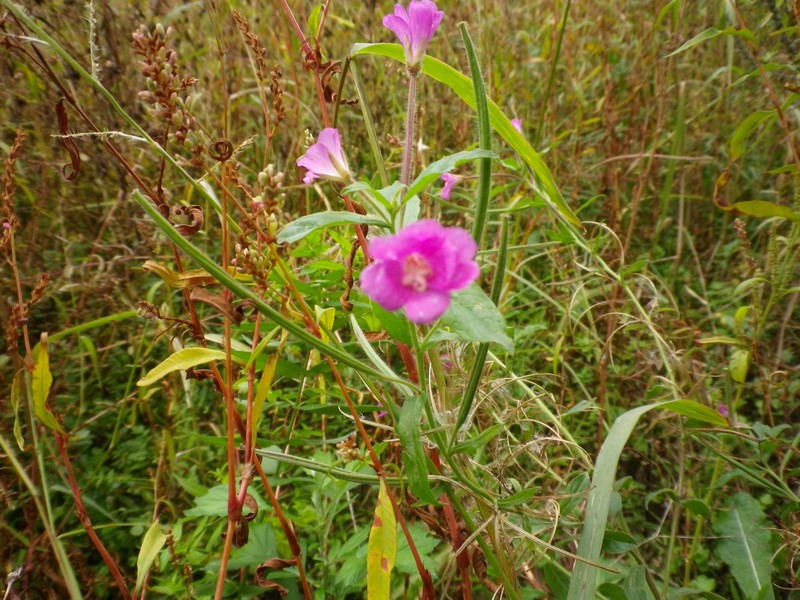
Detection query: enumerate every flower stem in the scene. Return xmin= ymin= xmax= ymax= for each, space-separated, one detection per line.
xmin=400 ymin=70 xmax=418 ymax=188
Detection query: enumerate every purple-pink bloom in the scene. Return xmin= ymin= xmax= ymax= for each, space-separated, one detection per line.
xmin=296 ymin=128 xmax=351 ymax=185
xmin=511 ymin=118 xmax=523 ymax=133
xmin=383 ymin=1 xmax=444 ymax=70
xmin=361 ymin=219 xmax=479 ymax=324
xmin=440 ymin=172 xmax=462 ymax=200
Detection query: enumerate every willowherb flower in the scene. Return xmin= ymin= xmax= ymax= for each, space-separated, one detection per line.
xmin=440 ymin=172 xmax=463 ymax=200
xmin=296 ymin=128 xmax=351 ymax=184
xmin=511 ymin=118 xmax=523 ymax=133
xmin=383 ymin=1 xmax=444 ymax=70
xmin=361 ymin=219 xmax=479 ymax=324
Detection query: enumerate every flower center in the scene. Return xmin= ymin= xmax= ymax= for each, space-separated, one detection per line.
xmin=402 ymin=253 xmax=432 ymax=292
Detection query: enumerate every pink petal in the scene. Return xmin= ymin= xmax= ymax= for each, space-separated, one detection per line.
xmin=404 ymin=290 xmax=451 ymax=324
xmin=360 ymin=261 xmax=410 ymax=311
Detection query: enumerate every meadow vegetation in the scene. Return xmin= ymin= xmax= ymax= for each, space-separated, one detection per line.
xmin=1 ymin=1 xmax=799 ymax=598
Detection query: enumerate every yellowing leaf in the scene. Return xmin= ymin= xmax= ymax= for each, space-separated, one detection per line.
xmin=32 ymin=334 xmax=63 ymax=433
xmin=11 ymin=370 xmax=25 ymax=449
xmin=367 ymin=480 xmax=396 ymax=600
xmin=135 ymin=521 xmax=167 ymax=595
xmin=315 ymin=306 xmax=336 ymax=343
xmin=253 ymin=353 xmax=279 ymax=426
xmin=729 ymin=349 xmax=750 ymax=383
xmin=137 ymin=347 xmax=243 ymax=387
xmin=142 ymin=260 xmax=216 ymax=288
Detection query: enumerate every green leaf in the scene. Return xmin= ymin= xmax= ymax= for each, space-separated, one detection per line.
xmin=277 ymin=211 xmax=385 ymax=244
xmin=367 ymin=480 xmax=396 ymax=600
xmin=396 ymin=396 xmax=437 ymax=504
xmin=137 ymin=347 xmax=243 ymax=387
xmin=184 ymin=484 xmax=268 ymax=518
xmin=713 ymin=493 xmax=775 ymax=600
xmin=496 ymin=487 xmax=539 ymax=509
xmin=135 ymin=521 xmax=167 ymax=595
xmin=665 ymin=26 xmax=755 ymax=58
xmin=730 ymin=110 xmax=776 ymax=161
xmin=683 ymin=498 xmax=712 ymax=520
xmin=729 ymin=349 xmax=750 ymax=383
xmin=441 ymin=284 xmax=513 ymax=352
xmin=659 ymin=399 xmax=728 ymax=427
xmin=307 ymin=4 xmax=323 ymax=37
xmin=451 ymin=423 xmax=503 ymax=454
xmin=350 ymin=43 xmax=580 ymax=226
xmin=31 ymin=335 xmax=63 ymax=433
xmin=11 ymin=370 xmax=25 ymax=449
xmin=405 ymin=149 xmax=496 ymax=202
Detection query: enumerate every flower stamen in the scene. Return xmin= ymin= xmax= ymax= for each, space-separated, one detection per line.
xmin=402 ymin=253 xmax=432 ymax=292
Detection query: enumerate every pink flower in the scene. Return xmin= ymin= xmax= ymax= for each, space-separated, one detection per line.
xmin=296 ymin=128 xmax=351 ymax=184
xmin=383 ymin=1 xmax=444 ymax=70
xmin=511 ymin=118 xmax=523 ymax=133
xmin=440 ymin=172 xmax=462 ymax=200
xmin=361 ymin=219 xmax=479 ymax=324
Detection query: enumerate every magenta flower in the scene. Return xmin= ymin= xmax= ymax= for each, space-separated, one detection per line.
xmin=361 ymin=220 xmax=479 ymax=324
xmin=511 ymin=118 xmax=523 ymax=133
xmin=296 ymin=128 xmax=351 ymax=184
xmin=440 ymin=172 xmax=463 ymax=200
xmin=383 ymin=1 xmax=444 ymax=70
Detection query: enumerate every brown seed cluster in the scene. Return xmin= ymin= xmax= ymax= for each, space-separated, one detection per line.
xmin=131 ymin=23 xmax=199 ymax=151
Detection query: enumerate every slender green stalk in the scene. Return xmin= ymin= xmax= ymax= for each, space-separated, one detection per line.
xmin=459 ymin=23 xmax=492 ymax=246
xmin=0 ymin=430 xmax=83 ymax=599
xmin=449 ymin=217 xmax=509 ymax=445
xmin=351 ymin=62 xmax=389 ymax=187
xmin=533 ymin=0 xmax=571 ymax=149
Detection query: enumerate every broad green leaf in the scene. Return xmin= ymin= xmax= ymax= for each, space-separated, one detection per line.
xmin=568 ymin=400 xmax=731 ymax=600
xmin=730 ymin=110 xmax=776 ymax=161
xmin=135 ymin=521 xmax=167 ymax=594
xmin=396 ymin=396 xmax=437 ymax=504
xmin=665 ymin=26 xmax=755 ymax=58
xmin=441 ymin=284 xmax=514 ymax=352
xmin=713 ymin=493 xmax=775 ymax=600
xmin=32 ymin=334 xmax=63 ymax=433
xmin=137 ymin=347 xmax=243 ymax=387
xmin=370 ymin=301 xmax=413 ymax=345
xmin=350 ymin=43 xmax=580 ymax=226
xmin=404 ymin=149 xmax=496 ymax=202
xmin=724 ymin=200 xmax=800 ymax=222
xmin=496 ymin=487 xmax=539 ymax=509
xmin=11 ymin=370 xmax=24 ymax=449
xmin=276 ymin=211 xmax=385 ymax=244
xmin=367 ymin=480 xmax=396 ymax=600
xmin=729 ymin=349 xmax=750 ymax=383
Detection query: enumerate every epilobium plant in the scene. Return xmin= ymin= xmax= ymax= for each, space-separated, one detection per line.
xmin=382 ymin=0 xmax=444 ymax=71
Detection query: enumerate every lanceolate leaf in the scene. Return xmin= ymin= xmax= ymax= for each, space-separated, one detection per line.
xmin=135 ymin=521 xmax=167 ymax=595
xmin=396 ymin=396 xmax=437 ymax=504
xmin=32 ymin=334 xmax=63 ymax=433
xmin=367 ymin=480 xmax=396 ymax=600
xmin=350 ymin=43 xmax=580 ymax=226
xmin=276 ymin=211 xmax=385 ymax=244
xmin=137 ymin=347 xmax=243 ymax=387
xmin=11 ymin=370 xmax=25 ymax=449
xmin=404 ymin=149 xmax=496 ymax=202
xmin=713 ymin=493 xmax=775 ymax=600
